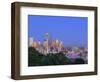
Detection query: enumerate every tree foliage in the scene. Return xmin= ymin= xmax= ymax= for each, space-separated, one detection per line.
xmin=28 ymin=47 xmax=85 ymax=66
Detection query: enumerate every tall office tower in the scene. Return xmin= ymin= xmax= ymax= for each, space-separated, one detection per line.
xmin=45 ymin=33 xmax=49 ymax=53
xmin=37 ymin=40 xmax=42 ymax=52
xmin=33 ymin=42 xmax=37 ymax=48
xmin=43 ymin=40 xmax=48 ymax=55
xmin=49 ymin=37 xmax=52 ymax=45
xmin=55 ymin=39 xmax=59 ymax=46
xmin=59 ymin=41 xmax=63 ymax=52
xmin=29 ymin=37 xmax=34 ymax=47
xmin=45 ymin=33 xmax=49 ymax=40
xmin=37 ymin=40 xmax=41 ymax=47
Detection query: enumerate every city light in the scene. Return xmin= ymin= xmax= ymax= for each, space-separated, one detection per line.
xmin=28 ymin=33 xmax=87 ymax=62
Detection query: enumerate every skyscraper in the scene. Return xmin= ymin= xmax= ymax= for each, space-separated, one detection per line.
xmin=29 ymin=37 xmax=34 ymax=47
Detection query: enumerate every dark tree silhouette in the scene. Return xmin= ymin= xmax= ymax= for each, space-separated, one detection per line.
xmin=28 ymin=47 xmax=85 ymax=66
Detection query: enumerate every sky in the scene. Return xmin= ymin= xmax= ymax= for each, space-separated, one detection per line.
xmin=28 ymin=15 xmax=88 ymax=47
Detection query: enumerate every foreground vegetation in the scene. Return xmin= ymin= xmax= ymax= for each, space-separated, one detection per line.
xmin=28 ymin=47 xmax=85 ymax=66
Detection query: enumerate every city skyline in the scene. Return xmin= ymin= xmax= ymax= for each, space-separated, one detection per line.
xmin=28 ymin=33 xmax=88 ymax=64
xmin=28 ymin=33 xmax=87 ymax=57
xmin=28 ymin=15 xmax=88 ymax=47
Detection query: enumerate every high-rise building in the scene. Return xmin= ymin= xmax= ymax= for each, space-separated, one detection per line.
xmin=33 ymin=42 xmax=37 ymax=48
xmin=59 ymin=41 xmax=63 ymax=52
xmin=28 ymin=33 xmax=69 ymax=55
xmin=45 ymin=33 xmax=49 ymax=40
xmin=49 ymin=37 xmax=52 ymax=46
xmin=29 ymin=37 xmax=34 ymax=47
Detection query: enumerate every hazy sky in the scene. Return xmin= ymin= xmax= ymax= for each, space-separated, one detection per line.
xmin=28 ymin=15 xmax=88 ymax=47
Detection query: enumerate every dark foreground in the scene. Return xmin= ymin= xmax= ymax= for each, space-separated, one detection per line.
xmin=28 ymin=47 xmax=87 ymax=66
